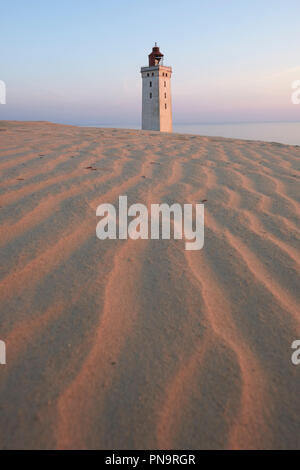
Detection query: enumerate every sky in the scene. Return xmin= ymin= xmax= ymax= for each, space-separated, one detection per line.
xmin=1 ymin=0 xmax=300 ymax=125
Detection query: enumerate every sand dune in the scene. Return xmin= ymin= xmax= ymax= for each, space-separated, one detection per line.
xmin=0 ymin=121 xmax=299 ymax=449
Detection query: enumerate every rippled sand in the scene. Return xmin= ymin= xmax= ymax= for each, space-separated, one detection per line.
xmin=0 ymin=121 xmax=299 ymax=449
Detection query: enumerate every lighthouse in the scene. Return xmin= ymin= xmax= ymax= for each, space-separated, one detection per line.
xmin=140 ymin=44 xmax=173 ymax=132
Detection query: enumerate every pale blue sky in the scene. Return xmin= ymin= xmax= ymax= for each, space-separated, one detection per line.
xmin=1 ymin=0 xmax=300 ymax=124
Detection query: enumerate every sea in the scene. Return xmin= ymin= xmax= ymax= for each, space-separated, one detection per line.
xmin=87 ymin=122 xmax=300 ymax=146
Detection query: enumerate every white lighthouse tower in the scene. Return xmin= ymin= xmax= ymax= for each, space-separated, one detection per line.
xmin=140 ymin=44 xmax=173 ymax=132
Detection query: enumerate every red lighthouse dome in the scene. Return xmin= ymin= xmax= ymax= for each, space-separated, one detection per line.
xmin=148 ymin=43 xmax=164 ymax=67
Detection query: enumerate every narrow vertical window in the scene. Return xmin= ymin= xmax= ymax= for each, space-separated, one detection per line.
xmin=164 ymin=81 xmax=166 ymax=87
xmin=164 ymin=92 xmax=167 ymax=99
xmin=165 ymin=103 xmax=167 ymax=109
xmin=150 ymin=92 xmax=152 ymax=99
xmin=150 ymin=81 xmax=152 ymax=87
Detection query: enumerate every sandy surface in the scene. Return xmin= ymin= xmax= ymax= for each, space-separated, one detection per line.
xmin=0 ymin=121 xmax=299 ymax=450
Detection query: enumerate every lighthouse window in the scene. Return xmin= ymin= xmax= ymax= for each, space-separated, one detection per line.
xmin=150 ymin=81 xmax=152 ymax=87
xmin=150 ymin=92 xmax=152 ymax=99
